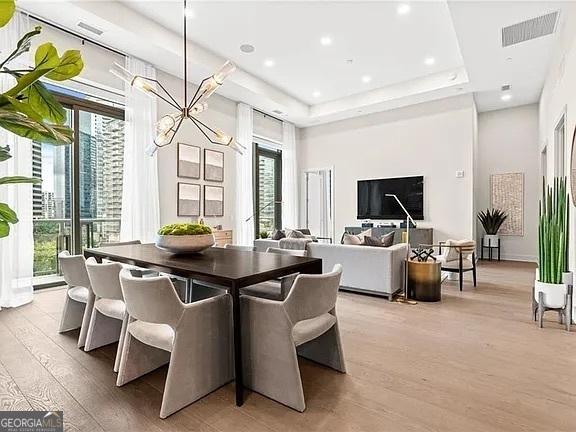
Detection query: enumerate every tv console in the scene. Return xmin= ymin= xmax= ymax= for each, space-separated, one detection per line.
xmin=345 ymin=226 xmax=433 ymax=248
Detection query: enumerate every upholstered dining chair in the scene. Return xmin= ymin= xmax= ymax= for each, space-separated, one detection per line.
xmin=85 ymin=259 xmax=127 ymax=372
xmin=58 ymin=251 xmax=94 ymax=348
xmin=117 ymin=269 xmax=233 ymax=418
xmin=436 ymin=239 xmax=477 ymax=291
xmin=224 ymin=244 xmax=256 ymax=251
xmin=241 ymin=247 xmax=308 ymax=301
xmin=241 ymin=264 xmax=346 ymax=412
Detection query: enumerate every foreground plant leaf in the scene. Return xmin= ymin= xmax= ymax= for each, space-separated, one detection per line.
xmin=0 ymin=219 xmax=9 ymax=238
xmin=0 ymin=145 xmax=10 ymax=161
xmin=0 ymin=175 xmax=41 ymax=185
xmin=0 ymin=0 xmax=15 ymax=28
xmin=0 ymin=202 xmax=17 ymax=223
xmin=0 ymin=26 xmax=42 ymax=68
xmin=0 ymin=109 xmax=73 ymax=144
xmin=46 ymin=50 xmax=84 ymax=81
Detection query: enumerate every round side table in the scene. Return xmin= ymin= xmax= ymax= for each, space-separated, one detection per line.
xmin=407 ymin=259 xmax=442 ymax=302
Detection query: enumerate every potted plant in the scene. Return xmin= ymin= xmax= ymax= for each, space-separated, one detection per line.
xmin=259 ymin=231 xmax=269 ymax=239
xmin=155 ymin=223 xmax=215 ymax=253
xmin=477 ymin=208 xmax=507 ymax=247
xmin=535 ymin=177 xmax=572 ymax=329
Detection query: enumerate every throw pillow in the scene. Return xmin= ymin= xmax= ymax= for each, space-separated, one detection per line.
xmin=342 ymin=233 xmax=362 ymax=245
xmin=286 ymin=229 xmax=306 ymax=239
xmin=380 ymin=231 xmax=395 ymax=247
xmin=271 ymin=229 xmax=286 ymax=240
xmin=444 ymin=239 xmax=475 ymax=261
xmin=363 ymin=236 xmax=384 ymax=247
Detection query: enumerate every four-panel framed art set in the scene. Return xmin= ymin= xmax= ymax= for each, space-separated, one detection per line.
xmin=177 ymin=143 xmax=224 ymax=217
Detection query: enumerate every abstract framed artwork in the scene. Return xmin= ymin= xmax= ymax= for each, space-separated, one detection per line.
xmin=177 ymin=143 xmax=201 ymax=179
xmin=204 ymin=185 xmax=224 ymax=217
xmin=204 ymin=148 xmax=224 ymax=182
xmin=490 ymin=172 xmax=524 ymax=236
xmin=177 ymin=182 xmax=201 ymax=217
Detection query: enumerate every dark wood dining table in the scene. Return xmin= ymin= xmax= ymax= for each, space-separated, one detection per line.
xmin=84 ymin=243 xmax=323 ymax=406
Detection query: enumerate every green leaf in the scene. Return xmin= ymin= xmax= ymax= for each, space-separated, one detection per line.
xmin=0 ymin=145 xmax=10 ymax=162
xmin=0 ymin=26 xmax=42 ymax=68
xmin=45 ymin=50 xmax=84 ymax=81
xmin=0 ymin=220 xmax=9 ymax=238
xmin=23 ymin=81 xmax=67 ymax=124
xmin=0 ymin=109 xmax=73 ymax=144
xmin=0 ymin=202 xmax=17 ymax=223
xmin=35 ymin=42 xmax=59 ymax=70
xmin=0 ymin=175 xmax=41 ymax=185
xmin=4 ymin=94 xmax=45 ymax=123
xmin=0 ymin=0 xmax=15 ymax=28
xmin=3 ymin=67 xmax=53 ymax=97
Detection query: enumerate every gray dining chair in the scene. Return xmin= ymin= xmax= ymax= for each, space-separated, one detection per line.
xmin=241 ymin=264 xmax=346 ymax=412
xmin=117 ymin=269 xmax=233 ymax=418
xmin=241 ymin=247 xmax=308 ymax=301
xmin=58 ymin=251 xmax=95 ymax=349
xmin=85 ymin=259 xmax=127 ymax=372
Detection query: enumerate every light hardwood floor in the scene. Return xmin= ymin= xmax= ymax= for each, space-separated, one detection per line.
xmin=0 ymin=260 xmax=575 ymax=432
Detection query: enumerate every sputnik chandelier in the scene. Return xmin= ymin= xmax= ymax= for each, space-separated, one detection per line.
xmin=110 ymin=0 xmax=243 ymax=155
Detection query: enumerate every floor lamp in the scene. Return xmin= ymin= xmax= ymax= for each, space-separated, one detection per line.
xmin=385 ymin=194 xmax=417 ymax=304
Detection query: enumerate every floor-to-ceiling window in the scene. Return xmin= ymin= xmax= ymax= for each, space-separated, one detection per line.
xmin=32 ymin=91 xmax=125 ymax=287
xmin=254 ymin=144 xmax=282 ymax=237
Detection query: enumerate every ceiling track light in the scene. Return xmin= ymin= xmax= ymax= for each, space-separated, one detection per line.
xmin=110 ymin=0 xmax=241 ymax=156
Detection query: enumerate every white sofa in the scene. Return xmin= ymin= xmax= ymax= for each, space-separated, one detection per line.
xmin=306 ymin=243 xmax=407 ymax=300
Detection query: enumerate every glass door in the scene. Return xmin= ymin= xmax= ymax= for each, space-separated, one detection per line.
xmin=32 ymin=93 xmax=125 ymax=288
xmin=254 ymin=145 xmax=282 ymax=237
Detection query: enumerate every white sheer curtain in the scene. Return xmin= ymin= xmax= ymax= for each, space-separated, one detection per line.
xmin=0 ymin=13 xmax=33 ymax=308
xmin=235 ymin=103 xmax=254 ymax=245
xmin=120 ymin=57 xmax=160 ymax=243
xmin=282 ymin=121 xmax=298 ymax=228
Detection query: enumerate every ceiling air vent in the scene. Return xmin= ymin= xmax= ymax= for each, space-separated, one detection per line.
xmin=77 ymin=21 xmax=103 ymax=36
xmin=501 ymin=84 xmax=511 ymax=91
xmin=502 ymin=11 xmax=558 ymax=47
xmin=272 ymin=110 xmax=284 ymax=115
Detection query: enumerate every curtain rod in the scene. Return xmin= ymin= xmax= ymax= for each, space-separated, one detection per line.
xmin=22 ymin=11 xmax=127 ymax=58
xmin=253 ymin=108 xmax=283 ymax=124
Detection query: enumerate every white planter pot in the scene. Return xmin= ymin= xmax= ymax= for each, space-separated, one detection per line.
xmin=534 ymin=274 xmax=571 ymax=309
xmin=483 ymin=234 xmax=499 ymax=247
xmin=155 ymin=234 xmax=215 ymax=253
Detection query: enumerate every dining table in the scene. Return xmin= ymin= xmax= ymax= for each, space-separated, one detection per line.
xmin=83 ymin=243 xmax=323 ymax=406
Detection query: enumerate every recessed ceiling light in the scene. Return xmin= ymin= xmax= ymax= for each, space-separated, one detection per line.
xmin=501 ymin=93 xmax=512 ymax=101
xmin=424 ymin=57 xmax=435 ymax=66
xmin=448 ymin=72 xmax=458 ymax=81
xmin=312 ymin=90 xmax=321 ymax=98
xmin=240 ymin=44 xmax=255 ymax=53
xmin=264 ymin=59 xmax=275 ymax=67
xmin=361 ymin=75 xmax=372 ymax=83
xmin=184 ymin=6 xmax=195 ymax=18
xmin=397 ymin=4 xmax=411 ymax=15
xmin=320 ymin=36 xmax=332 ymax=46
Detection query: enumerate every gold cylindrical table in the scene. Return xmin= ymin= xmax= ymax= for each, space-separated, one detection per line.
xmin=407 ymin=259 xmax=441 ymax=302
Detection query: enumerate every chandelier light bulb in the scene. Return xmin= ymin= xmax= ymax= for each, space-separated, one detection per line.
xmin=155 ymin=131 xmax=172 ymax=146
xmin=213 ymin=60 xmax=236 ymax=84
xmin=190 ymin=102 xmax=208 ymax=115
xmin=157 ymin=114 xmax=177 ymax=132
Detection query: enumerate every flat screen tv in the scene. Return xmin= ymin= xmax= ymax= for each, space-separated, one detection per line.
xmin=357 ymin=176 xmax=424 ymax=220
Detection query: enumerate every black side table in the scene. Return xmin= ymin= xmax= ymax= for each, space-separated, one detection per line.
xmin=481 ymin=237 xmax=500 ymax=261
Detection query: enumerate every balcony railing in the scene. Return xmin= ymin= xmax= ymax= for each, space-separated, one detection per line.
xmin=33 ymin=217 xmax=121 ymax=282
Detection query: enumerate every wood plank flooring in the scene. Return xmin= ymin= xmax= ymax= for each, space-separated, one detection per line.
xmin=0 ymin=260 xmax=574 ymax=432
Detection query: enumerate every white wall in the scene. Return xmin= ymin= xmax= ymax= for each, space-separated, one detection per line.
xmin=298 ymin=94 xmax=476 ymax=243
xmin=156 ymin=71 xmax=238 ymax=232
xmin=476 ymin=104 xmax=540 ymax=262
xmin=539 ymin=2 xmax=576 ymax=273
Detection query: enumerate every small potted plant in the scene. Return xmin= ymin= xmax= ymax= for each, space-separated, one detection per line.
xmin=155 ymin=223 xmax=214 ymax=253
xmin=477 ymin=208 xmax=507 ymax=247
xmin=259 ymin=231 xmax=270 ymax=239
xmin=535 ymin=177 xmax=572 ymax=329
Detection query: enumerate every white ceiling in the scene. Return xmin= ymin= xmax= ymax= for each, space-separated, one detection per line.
xmin=17 ymin=1 xmax=568 ymax=126
xmin=122 ymin=1 xmax=465 ymax=105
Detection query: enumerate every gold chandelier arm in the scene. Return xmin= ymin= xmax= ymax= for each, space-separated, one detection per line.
xmin=134 ymin=75 xmax=182 ymax=111
xmin=190 ymin=117 xmax=243 ymax=154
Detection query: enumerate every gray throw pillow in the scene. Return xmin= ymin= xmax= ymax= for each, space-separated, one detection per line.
xmin=271 ymin=229 xmax=286 ymax=240
xmin=363 ymin=236 xmax=384 ymax=247
xmin=286 ymin=229 xmax=306 ymax=239
xmin=380 ymin=231 xmax=395 ymax=247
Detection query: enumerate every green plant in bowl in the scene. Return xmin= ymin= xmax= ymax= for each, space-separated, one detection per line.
xmin=158 ymin=223 xmax=212 ymax=236
xmin=156 ymin=223 xmax=214 ymax=253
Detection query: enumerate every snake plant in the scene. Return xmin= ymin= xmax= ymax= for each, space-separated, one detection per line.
xmin=477 ymin=208 xmax=507 ymax=235
xmin=538 ymin=177 xmax=569 ymax=284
